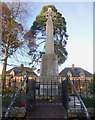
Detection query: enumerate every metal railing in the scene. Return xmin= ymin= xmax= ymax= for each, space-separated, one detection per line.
xmin=66 ymin=75 xmax=90 ymax=120
xmin=4 ymin=75 xmax=28 ymax=118
xmin=35 ymin=80 xmax=61 ymax=105
xmin=4 ymin=75 xmax=92 ymax=119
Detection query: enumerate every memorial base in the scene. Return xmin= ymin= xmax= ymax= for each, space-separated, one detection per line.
xmin=40 ymin=84 xmax=58 ymax=96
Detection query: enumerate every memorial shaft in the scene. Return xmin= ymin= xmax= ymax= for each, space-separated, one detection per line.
xmin=40 ymin=8 xmax=59 ymax=96
xmin=40 ymin=8 xmax=58 ymax=81
xmin=45 ymin=8 xmax=54 ymax=54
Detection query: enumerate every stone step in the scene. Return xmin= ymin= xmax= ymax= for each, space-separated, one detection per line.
xmin=26 ymin=105 xmax=67 ymax=119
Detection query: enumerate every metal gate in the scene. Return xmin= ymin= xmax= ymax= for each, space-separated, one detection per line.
xmin=26 ymin=77 xmax=69 ymax=108
xmin=35 ymin=80 xmax=62 ymax=105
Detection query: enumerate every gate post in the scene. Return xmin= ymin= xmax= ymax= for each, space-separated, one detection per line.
xmin=61 ymin=79 xmax=69 ymax=113
xmin=26 ymin=78 xmax=36 ymax=110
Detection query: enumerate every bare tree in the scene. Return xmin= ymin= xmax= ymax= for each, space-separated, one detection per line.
xmin=1 ymin=2 xmax=34 ymax=92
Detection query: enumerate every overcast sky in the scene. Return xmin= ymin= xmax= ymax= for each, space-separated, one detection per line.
xmin=0 ymin=1 xmax=93 ymax=74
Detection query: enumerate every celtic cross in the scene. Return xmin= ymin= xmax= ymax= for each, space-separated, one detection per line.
xmin=44 ymin=8 xmax=56 ymax=20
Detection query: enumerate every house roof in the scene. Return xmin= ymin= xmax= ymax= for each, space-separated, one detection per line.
xmin=6 ymin=65 xmax=38 ymax=77
xmin=59 ymin=67 xmax=92 ymax=77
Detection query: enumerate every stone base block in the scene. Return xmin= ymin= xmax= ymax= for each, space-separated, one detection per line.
xmin=40 ymin=53 xmax=58 ymax=82
xmin=9 ymin=107 xmax=26 ymax=118
xmin=40 ymin=84 xmax=58 ymax=96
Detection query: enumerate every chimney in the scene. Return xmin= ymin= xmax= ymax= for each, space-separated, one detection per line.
xmin=72 ymin=64 xmax=74 ymax=69
xmin=20 ymin=64 xmax=24 ymax=68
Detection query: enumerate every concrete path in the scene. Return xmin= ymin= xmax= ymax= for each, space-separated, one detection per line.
xmin=26 ymin=105 xmax=67 ymax=119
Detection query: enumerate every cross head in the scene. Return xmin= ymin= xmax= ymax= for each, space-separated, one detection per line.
xmin=44 ymin=7 xmax=56 ymax=19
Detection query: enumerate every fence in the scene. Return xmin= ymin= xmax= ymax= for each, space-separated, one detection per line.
xmin=2 ymin=75 xmax=95 ymax=119
xmin=35 ymin=81 xmax=62 ymax=105
xmin=66 ymin=76 xmax=91 ymax=119
xmin=67 ymin=78 xmax=95 ymax=108
xmin=4 ymin=75 xmax=28 ymax=118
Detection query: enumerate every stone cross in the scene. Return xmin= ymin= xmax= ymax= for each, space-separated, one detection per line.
xmin=44 ymin=8 xmax=56 ymax=54
xmin=44 ymin=7 xmax=56 ymax=19
xmin=40 ymin=8 xmax=58 ymax=96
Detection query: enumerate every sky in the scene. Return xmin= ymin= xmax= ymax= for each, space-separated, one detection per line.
xmin=0 ymin=1 xmax=93 ymax=74
xmin=29 ymin=2 xmax=93 ymax=73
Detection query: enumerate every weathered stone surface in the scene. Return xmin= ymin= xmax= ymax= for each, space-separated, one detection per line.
xmin=45 ymin=8 xmax=56 ymax=54
xmin=40 ymin=8 xmax=58 ymax=81
xmin=68 ymin=108 xmax=95 ymax=118
xmin=40 ymin=53 xmax=58 ymax=96
xmin=40 ymin=54 xmax=58 ymax=81
xmin=9 ymin=107 xmax=26 ymax=118
xmin=40 ymin=8 xmax=59 ymax=97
